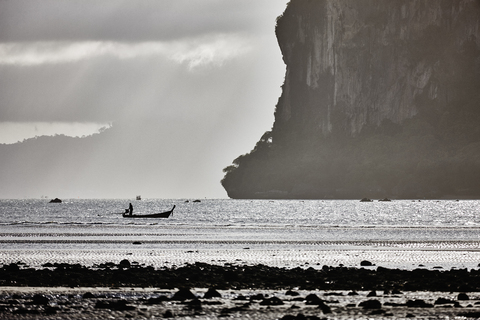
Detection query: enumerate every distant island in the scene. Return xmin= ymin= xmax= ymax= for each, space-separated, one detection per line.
xmin=222 ymin=0 xmax=480 ymax=199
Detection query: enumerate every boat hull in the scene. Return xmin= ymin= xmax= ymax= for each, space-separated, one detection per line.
xmin=122 ymin=205 xmax=175 ymax=218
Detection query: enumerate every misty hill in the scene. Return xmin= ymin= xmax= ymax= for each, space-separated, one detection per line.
xmin=222 ymin=0 xmax=480 ymax=199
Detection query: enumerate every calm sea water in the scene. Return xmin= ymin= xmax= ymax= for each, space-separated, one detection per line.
xmin=1 ymin=199 xmax=480 ymax=269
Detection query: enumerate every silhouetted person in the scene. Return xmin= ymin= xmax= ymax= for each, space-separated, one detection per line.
xmin=129 ymin=203 xmax=133 ymax=216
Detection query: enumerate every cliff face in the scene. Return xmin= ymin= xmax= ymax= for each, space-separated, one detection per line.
xmin=222 ymin=0 xmax=480 ymax=199
xmin=275 ymin=0 xmax=480 ymax=138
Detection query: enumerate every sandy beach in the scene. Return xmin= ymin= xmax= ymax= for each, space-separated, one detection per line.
xmin=2 ymin=257 xmax=480 ymax=319
xmin=1 ymin=286 xmax=479 ymax=320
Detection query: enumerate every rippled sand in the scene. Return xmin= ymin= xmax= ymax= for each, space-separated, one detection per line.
xmin=2 ymin=245 xmax=480 ymax=270
xmin=3 ymin=244 xmax=480 ymax=319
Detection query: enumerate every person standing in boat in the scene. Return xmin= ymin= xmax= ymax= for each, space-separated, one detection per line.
xmin=129 ymin=203 xmax=133 ymax=216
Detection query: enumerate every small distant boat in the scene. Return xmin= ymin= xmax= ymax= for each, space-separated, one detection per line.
xmin=123 ymin=205 xmax=175 ymax=218
xmin=136 ymin=195 xmax=141 ymax=200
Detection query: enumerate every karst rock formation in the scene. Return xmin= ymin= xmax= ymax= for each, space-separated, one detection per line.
xmin=222 ymin=0 xmax=480 ymax=199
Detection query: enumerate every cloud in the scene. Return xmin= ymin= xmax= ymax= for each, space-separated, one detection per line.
xmin=0 ymin=34 xmax=252 ymax=70
xmin=0 ymin=0 xmax=289 ymax=198
xmin=0 ymin=0 xmax=278 ymax=42
xmin=169 ymin=34 xmax=252 ymax=70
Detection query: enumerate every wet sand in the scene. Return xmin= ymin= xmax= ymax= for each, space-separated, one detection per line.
xmin=2 ymin=246 xmax=480 ymax=270
xmin=2 ymin=245 xmax=480 ymax=319
xmin=1 ymin=286 xmax=480 ymax=320
xmin=2 ymin=260 xmax=480 ymax=319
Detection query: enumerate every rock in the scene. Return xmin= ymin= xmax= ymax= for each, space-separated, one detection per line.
xmin=82 ymin=292 xmax=95 ymax=299
xmin=360 ymin=260 xmax=374 ymax=266
xmin=318 ymin=302 xmax=332 ymax=314
xmin=305 ymin=294 xmax=323 ymax=305
xmin=324 ymin=292 xmax=343 ymax=296
xmin=95 ymin=299 xmax=135 ymax=311
xmin=367 ymin=290 xmax=377 ymax=297
xmin=458 ymin=293 xmax=470 ymax=301
xmin=186 ymin=298 xmax=202 ymax=310
xmin=31 ymin=294 xmax=49 ymax=305
xmin=163 ymin=310 xmax=174 ymax=318
xmin=221 ymin=0 xmax=480 ymax=200
xmin=285 ymin=290 xmax=300 ymax=296
xmin=49 ymin=198 xmax=62 ymax=203
xmin=118 ymin=259 xmax=131 ymax=269
xmin=359 ymin=299 xmax=382 ymax=309
xmin=360 ymin=198 xmax=373 ymax=202
xmin=407 ymin=299 xmax=433 ymax=308
xmin=44 ymin=306 xmax=58 ymax=315
xmin=435 ymin=297 xmax=455 ymax=305
xmin=260 ymin=297 xmax=284 ymax=306
xmin=458 ymin=312 xmax=480 ymax=318
xmin=204 ymin=288 xmax=222 ymax=299
xmin=171 ymin=288 xmax=196 ymax=301
xmin=4 ymin=263 xmax=20 ymax=272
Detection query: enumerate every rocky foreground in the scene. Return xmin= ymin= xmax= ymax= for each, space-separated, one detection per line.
xmin=2 ymin=261 xmax=480 ymax=319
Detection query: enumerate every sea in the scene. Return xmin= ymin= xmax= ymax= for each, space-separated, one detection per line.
xmin=1 ymin=199 xmax=480 ymax=270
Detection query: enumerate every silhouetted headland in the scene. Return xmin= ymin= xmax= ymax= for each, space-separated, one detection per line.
xmin=222 ymin=0 xmax=480 ymax=200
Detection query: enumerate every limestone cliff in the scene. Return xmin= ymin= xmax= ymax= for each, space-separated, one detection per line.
xmin=222 ymin=0 xmax=480 ymax=199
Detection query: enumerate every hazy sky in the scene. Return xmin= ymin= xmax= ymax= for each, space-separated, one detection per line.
xmin=0 ymin=0 xmax=288 ymax=199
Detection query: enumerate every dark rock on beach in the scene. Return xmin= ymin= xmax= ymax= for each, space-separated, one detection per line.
xmin=3 ymin=261 xmax=480 ymax=292
xmin=407 ymin=299 xmax=434 ymax=308
xmin=118 ymin=259 xmax=131 ymax=269
xmin=305 ymin=294 xmax=323 ymax=305
xmin=260 ymin=297 xmax=284 ymax=306
xmin=95 ymin=299 xmax=135 ymax=311
xmin=286 ymin=290 xmax=300 ymax=296
xmin=82 ymin=292 xmax=95 ymax=299
xmin=48 ymin=198 xmax=62 ymax=203
xmin=458 ymin=293 xmax=470 ymax=300
xmin=359 ymin=299 xmax=382 ymax=309
xmin=31 ymin=294 xmax=49 ymax=306
xmin=171 ymin=288 xmax=196 ymax=301
xmin=203 ymin=288 xmax=222 ymax=299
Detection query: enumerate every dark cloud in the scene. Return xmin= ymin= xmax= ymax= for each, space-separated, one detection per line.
xmin=0 ymin=0 xmax=281 ymax=42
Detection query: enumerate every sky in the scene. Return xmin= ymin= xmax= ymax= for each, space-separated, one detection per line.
xmin=0 ymin=0 xmax=289 ymax=199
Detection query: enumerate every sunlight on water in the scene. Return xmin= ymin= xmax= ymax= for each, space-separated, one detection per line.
xmin=1 ymin=199 xmax=480 ymax=269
